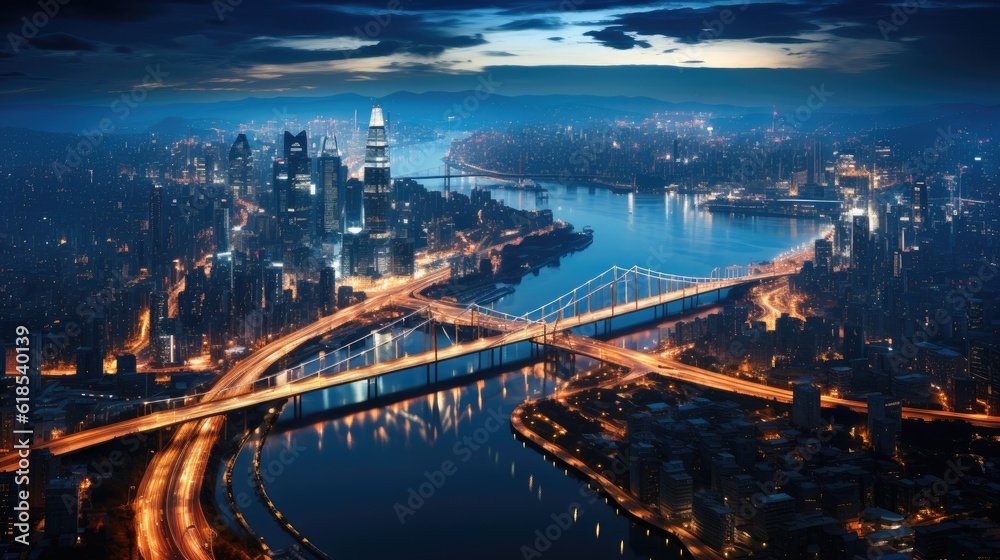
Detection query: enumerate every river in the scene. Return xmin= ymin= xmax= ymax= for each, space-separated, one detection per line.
xmin=216 ymin=133 xmax=827 ymax=559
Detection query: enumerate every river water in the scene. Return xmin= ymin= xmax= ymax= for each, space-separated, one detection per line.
xmin=217 ymin=134 xmax=827 ymax=559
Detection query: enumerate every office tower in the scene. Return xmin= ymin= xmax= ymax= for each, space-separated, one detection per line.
xmin=342 ymin=232 xmax=374 ymax=277
xmin=213 ymin=205 xmax=231 ymax=253
xmin=272 ymin=158 xmax=289 ymax=233
xmin=659 ymin=460 xmax=693 ymax=519
xmin=149 ymin=290 xmax=169 ymax=366
xmin=792 ymin=381 xmax=822 ymax=430
xmin=344 ymin=178 xmax=364 ymax=233
xmin=275 ymin=131 xmax=312 ymax=244
xmin=319 ymin=265 xmax=336 ymax=315
xmin=911 ymin=180 xmax=928 ymax=228
xmin=264 ymin=262 xmax=284 ymax=309
xmin=752 ymin=493 xmax=795 ymax=543
xmin=44 ymin=478 xmax=80 ymax=546
xmin=968 ymin=337 xmax=1000 ymax=414
xmin=391 ymin=238 xmax=415 ymax=277
xmin=628 ymin=446 xmax=661 ymax=506
xmin=0 ymin=472 xmax=15 ymax=542
xmin=315 ymin=136 xmax=345 ymax=239
xmin=851 ymin=212 xmax=871 ymax=294
xmin=148 ymin=185 xmax=164 ymax=269
xmin=228 ymin=133 xmax=253 ymax=201
xmin=692 ymin=492 xmax=734 ymax=550
xmin=867 ymin=394 xmax=902 ymax=456
xmin=363 ymin=105 xmax=391 ymax=239
xmin=814 ymin=238 xmax=832 ymax=275
xmin=116 ymin=353 xmax=137 ymax=375
xmin=809 ymin=137 xmax=824 ymax=185
xmin=75 ymin=347 xmax=101 ymax=377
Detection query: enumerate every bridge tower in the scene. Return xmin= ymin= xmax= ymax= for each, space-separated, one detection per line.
xmin=443 ymin=163 xmax=451 ymax=199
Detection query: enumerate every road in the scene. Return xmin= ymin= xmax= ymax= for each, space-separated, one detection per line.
xmin=134 ymin=268 xmax=450 ymax=560
xmin=547 ymin=333 xmax=1000 ymax=427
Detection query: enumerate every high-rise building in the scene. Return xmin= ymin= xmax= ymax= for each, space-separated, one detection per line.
xmin=851 ymin=212 xmax=871 ymax=293
xmin=342 ymin=232 xmax=374 ymax=277
xmin=867 ymin=394 xmax=902 ymax=456
xmin=319 ymin=265 xmax=336 ymax=316
xmin=752 ymin=493 xmax=795 ymax=543
xmin=344 ymin=178 xmax=364 ymax=233
xmin=44 ymin=478 xmax=80 ymax=547
xmin=792 ymin=381 xmax=822 ymax=430
xmin=659 ymin=460 xmax=693 ymax=519
xmin=911 ymin=180 xmax=928 ymax=228
xmin=692 ymin=491 xmax=734 ymax=550
xmin=314 ymin=136 xmax=345 ymax=239
xmin=390 ymin=238 xmax=414 ymax=277
xmin=213 ymin=205 xmax=231 ymax=253
xmin=148 ymin=185 xmax=164 ymax=271
xmin=814 ymin=238 xmax=833 ymax=275
xmin=363 ymin=105 xmax=391 ymax=239
xmin=968 ymin=337 xmax=1000 ymax=414
xmin=149 ymin=290 xmax=169 ymax=366
xmin=228 ymin=133 xmax=253 ymax=201
xmin=274 ymin=131 xmax=312 ymax=244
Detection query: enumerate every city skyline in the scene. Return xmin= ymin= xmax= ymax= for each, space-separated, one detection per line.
xmin=2 ymin=2 xmax=1000 ymax=560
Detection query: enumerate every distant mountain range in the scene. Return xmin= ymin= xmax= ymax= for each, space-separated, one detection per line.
xmin=1 ymin=91 xmax=998 ymax=138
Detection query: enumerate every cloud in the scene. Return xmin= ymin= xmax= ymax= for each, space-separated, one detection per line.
xmin=483 ymin=51 xmax=516 ymax=57
xmin=490 ymin=17 xmax=564 ymax=31
xmin=607 ymin=4 xmax=821 ymax=43
xmin=31 ymin=33 xmax=97 ymax=51
xmin=547 ymin=37 xmax=564 ymax=42
xmin=583 ymin=27 xmax=651 ymax=50
xmin=752 ymin=37 xmax=815 ymax=44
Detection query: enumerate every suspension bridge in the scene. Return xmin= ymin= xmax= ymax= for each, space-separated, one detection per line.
xmin=4 ymin=259 xmax=998 ymax=473
xmin=394 ymin=161 xmax=601 ymax=193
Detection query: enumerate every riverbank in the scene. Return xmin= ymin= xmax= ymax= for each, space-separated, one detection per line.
xmin=510 ymin=401 xmax=725 ymax=560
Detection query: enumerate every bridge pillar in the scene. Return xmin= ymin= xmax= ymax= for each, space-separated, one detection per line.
xmin=543 ymin=345 xmax=576 ymax=378
xmin=444 ymin=164 xmax=451 ymax=199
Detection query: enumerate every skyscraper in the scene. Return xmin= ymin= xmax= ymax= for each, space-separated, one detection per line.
xmin=363 ymin=105 xmax=391 ymax=239
xmin=344 ymin=178 xmax=364 ymax=233
xmin=148 ymin=185 xmax=164 ymax=270
xmin=314 ymin=136 xmax=345 ymax=239
xmin=792 ymin=381 xmax=822 ymax=430
xmin=911 ymin=179 xmax=928 ymax=228
xmin=228 ymin=133 xmax=253 ymax=202
xmin=274 ymin=131 xmax=312 ymax=244
xmin=867 ymin=394 xmax=902 ymax=456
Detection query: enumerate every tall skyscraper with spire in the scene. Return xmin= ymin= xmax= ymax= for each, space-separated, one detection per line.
xmin=363 ymin=105 xmax=391 ymax=239
xmin=227 ymin=133 xmax=252 ymax=202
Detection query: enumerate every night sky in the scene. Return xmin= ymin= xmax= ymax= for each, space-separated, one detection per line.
xmin=1 ymin=0 xmax=999 ymax=106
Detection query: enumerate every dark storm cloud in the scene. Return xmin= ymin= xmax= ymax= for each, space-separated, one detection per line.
xmin=607 ymin=3 xmax=821 ymax=44
xmin=31 ymin=33 xmax=97 ymax=51
xmin=583 ymin=27 xmax=651 ymax=50
xmin=490 ymin=17 xmax=564 ymax=31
